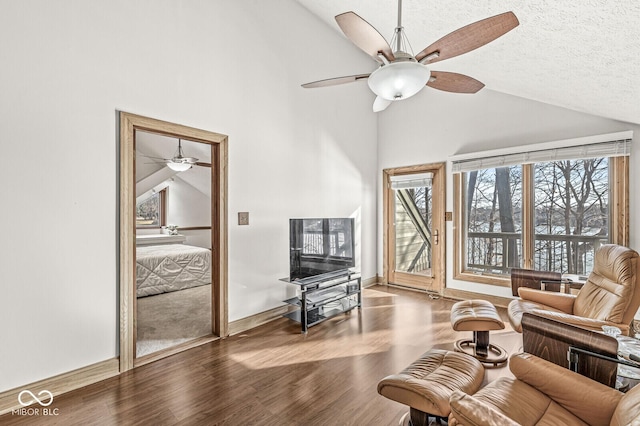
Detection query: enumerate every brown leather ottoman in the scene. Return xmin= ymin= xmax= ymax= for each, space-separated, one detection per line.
xmin=377 ymin=349 xmax=484 ymax=426
xmin=451 ymin=299 xmax=507 ymax=365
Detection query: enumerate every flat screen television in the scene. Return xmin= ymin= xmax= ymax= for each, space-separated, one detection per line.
xmin=289 ymin=218 xmax=355 ymax=281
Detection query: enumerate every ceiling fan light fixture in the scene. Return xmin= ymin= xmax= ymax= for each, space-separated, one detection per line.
xmin=165 ymin=139 xmax=198 ymax=172
xmin=167 ymin=161 xmax=192 ymax=172
xmin=368 ymin=61 xmax=431 ymax=101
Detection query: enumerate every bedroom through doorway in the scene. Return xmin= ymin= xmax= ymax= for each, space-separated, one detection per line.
xmin=134 ymin=132 xmax=214 ymax=357
xmin=119 ymin=112 xmax=228 ymax=371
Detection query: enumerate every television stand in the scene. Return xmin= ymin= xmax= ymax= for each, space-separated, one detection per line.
xmin=280 ymin=271 xmax=361 ymax=333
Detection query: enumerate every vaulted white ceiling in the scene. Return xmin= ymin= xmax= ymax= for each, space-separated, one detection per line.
xmin=135 ymin=131 xmax=212 ymax=197
xmin=296 ymin=0 xmax=640 ymax=124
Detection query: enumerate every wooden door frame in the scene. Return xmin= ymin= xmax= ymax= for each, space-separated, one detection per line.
xmin=119 ymin=112 xmax=228 ymax=372
xmin=383 ymin=162 xmax=445 ymax=293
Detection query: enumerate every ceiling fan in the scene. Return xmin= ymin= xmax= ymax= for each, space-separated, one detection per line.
xmin=302 ymin=0 xmax=519 ymax=112
xmin=143 ymin=139 xmax=200 ymax=172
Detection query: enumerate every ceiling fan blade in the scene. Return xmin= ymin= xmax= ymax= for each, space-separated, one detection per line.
xmin=427 ymin=71 xmax=485 ymax=93
xmin=141 ymin=154 xmax=170 ymax=161
xmin=302 ymin=74 xmax=370 ymax=88
xmin=335 ymin=12 xmax=395 ymax=63
xmin=415 ymin=11 xmax=519 ymax=64
xmin=373 ymin=96 xmax=392 ymax=112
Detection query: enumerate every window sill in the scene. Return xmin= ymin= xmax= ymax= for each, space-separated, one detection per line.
xmin=136 ymin=234 xmax=186 ymax=246
xmin=453 ymin=271 xmax=511 ymax=288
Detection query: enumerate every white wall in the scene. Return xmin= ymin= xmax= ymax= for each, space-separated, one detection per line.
xmin=0 ymin=0 xmax=378 ymax=393
xmin=166 ymin=174 xmax=211 ymax=248
xmin=167 ymin=176 xmax=210 ymax=228
xmin=378 ymin=88 xmax=640 ymax=299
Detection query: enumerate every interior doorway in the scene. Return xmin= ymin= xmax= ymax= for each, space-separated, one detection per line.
xmin=134 ymin=132 xmax=213 ymax=358
xmin=383 ymin=163 xmax=445 ymax=293
xmin=119 ymin=112 xmax=228 ymax=371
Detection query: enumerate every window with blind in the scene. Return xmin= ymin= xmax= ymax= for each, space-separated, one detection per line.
xmin=452 ymin=134 xmax=631 ymax=286
xmin=136 ymin=188 xmax=167 ymax=228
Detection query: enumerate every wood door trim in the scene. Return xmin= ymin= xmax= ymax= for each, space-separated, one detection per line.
xmin=383 ymin=162 xmax=446 ymax=292
xmin=119 ymin=112 xmax=228 ymax=372
xmin=134 ymin=335 xmax=221 ymax=368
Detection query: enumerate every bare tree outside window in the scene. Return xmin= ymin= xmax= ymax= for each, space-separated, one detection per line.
xmin=463 ymin=158 xmax=609 ymax=276
xmin=534 ymin=158 xmax=609 ymax=274
xmin=136 ymin=193 xmax=161 ymax=227
xmin=465 ymin=166 xmax=522 ymax=274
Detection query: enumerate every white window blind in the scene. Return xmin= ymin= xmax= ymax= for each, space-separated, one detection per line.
xmin=389 ymin=172 xmax=433 ymax=189
xmin=452 ymin=138 xmax=631 ymax=174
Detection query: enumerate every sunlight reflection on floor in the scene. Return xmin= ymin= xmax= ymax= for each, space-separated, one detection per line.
xmin=229 ymin=286 xmax=521 ymax=377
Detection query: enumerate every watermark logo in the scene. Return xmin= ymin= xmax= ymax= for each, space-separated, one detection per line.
xmin=18 ymin=390 xmax=54 ymax=407
xmin=12 ymin=390 xmax=59 ymax=417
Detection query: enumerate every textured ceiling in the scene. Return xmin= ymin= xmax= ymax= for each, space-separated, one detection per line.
xmin=295 ymin=0 xmax=640 ymax=124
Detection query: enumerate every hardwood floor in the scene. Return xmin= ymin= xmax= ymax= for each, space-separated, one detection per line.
xmin=1 ymin=285 xmax=521 ymax=425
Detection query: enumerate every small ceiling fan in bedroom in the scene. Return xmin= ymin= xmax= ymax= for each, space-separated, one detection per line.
xmin=301 ymin=0 xmax=519 ymax=112
xmin=143 ymin=139 xmax=199 ymax=172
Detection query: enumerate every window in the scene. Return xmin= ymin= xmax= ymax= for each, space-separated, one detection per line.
xmin=453 ymin=135 xmax=630 ymax=286
xmin=464 ymin=165 xmax=522 ymax=275
xmin=533 ymin=159 xmax=609 ymax=274
xmin=136 ymin=189 xmax=166 ymax=228
xmin=391 ymin=173 xmax=433 ymax=276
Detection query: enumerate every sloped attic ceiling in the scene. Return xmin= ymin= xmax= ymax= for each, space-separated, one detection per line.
xmin=135 ymin=131 xmax=212 ymax=198
xmin=295 ymin=0 xmax=640 ymax=124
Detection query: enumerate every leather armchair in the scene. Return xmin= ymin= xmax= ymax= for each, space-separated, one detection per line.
xmin=508 ymin=244 xmax=640 ymax=336
xmin=448 ymin=352 xmax=640 ymax=426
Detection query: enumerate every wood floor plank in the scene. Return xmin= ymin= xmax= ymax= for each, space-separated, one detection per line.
xmin=0 ymin=285 xmax=520 ymax=425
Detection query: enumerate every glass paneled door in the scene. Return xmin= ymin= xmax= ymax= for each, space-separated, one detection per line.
xmin=384 ymin=164 xmax=445 ymax=292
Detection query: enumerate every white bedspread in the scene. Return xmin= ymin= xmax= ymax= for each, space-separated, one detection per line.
xmin=136 ymin=244 xmax=211 ymax=297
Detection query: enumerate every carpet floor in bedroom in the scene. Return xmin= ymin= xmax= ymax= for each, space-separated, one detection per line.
xmin=136 ymin=284 xmax=212 ymax=357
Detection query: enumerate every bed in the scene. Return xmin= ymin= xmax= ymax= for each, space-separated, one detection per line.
xmin=136 ymin=244 xmax=211 ymax=297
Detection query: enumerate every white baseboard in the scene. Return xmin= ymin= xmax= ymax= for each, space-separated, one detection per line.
xmin=0 ymin=358 xmax=119 ymax=416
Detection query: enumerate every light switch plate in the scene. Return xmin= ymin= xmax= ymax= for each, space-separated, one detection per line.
xmin=238 ymin=212 xmax=249 ymax=225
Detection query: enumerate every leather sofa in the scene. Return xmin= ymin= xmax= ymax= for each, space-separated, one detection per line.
xmin=508 ymin=244 xmax=640 ymax=335
xmin=448 ymin=352 xmax=640 ymax=426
